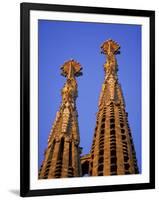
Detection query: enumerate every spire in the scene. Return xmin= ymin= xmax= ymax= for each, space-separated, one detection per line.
xmin=39 ymin=59 xmax=82 ymax=179
xmin=89 ymin=39 xmax=138 ymax=176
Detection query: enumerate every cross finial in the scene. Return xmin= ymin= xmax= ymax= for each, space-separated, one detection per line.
xmin=61 ymin=59 xmax=83 ymax=79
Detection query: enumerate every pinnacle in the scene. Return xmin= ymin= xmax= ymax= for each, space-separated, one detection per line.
xmin=61 ymin=59 xmax=83 ymax=78
xmin=101 ymin=39 xmax=120 ymax=55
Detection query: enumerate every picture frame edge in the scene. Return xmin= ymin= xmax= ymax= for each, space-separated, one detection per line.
xmin=20 ymin=2 xmax=155 ymax=197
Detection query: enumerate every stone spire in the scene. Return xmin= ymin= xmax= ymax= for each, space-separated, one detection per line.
xmin=89 ymin=39 xmax=138 ymax=176
xmin=39 ymin=59 xmax=82 ymax=179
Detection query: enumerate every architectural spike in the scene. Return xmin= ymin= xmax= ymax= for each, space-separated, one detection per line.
xmin=88 ymin=39 xmax=139 ymax=176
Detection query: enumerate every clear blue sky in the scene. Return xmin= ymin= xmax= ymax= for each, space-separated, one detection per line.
xmin=38 ymin=20 xmax=141 ymax=173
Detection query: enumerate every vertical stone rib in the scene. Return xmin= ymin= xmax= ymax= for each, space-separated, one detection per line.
xmin=116 ymin=106 xmax=125 ymax=175
xmin=61 ymin=140 xmax=70 ymax=177
xmin=104 ymin=107 xmax=110 ymax=175
xmin=73 ymin=144 xmax=81 ymax=177
xmin=71 ymin=142 xmax=77 ymax=176
xmin=98 ymin=109 xmax=105 ymax=176
xmin=54 ymin=138 xmax=64 ymax=178
xmin=123 ymin=111 xmax=137 ymax=174
xmin=39 ymin=140 xmax=55 ymax=179
xmin=93 ymin=113 xmax=102 ymax=176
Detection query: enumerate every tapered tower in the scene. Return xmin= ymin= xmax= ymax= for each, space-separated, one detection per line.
xmin=39 ymin=59 xmax=82 ymax=179
xmin=89 ymin=39 xmax=139 ymax=176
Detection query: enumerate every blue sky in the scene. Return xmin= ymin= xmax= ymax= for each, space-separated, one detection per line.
xmin=38 ymin=20 xmax=141 ymax=173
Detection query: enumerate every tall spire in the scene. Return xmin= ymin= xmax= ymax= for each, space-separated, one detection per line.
xmin=39 ymin=59 xmax=82 ymax=179
xmin=89 ymin=39 xmax=138 ymax=176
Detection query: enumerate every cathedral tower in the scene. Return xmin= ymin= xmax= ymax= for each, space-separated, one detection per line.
xmin=89 ymin=39 xmax=139 ymax=176
xmin=39 ymin=59 xmax=82 ymax=179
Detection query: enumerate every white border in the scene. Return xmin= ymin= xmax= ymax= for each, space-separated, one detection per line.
xmin=30 ymin=10 xmax=150 ymax=190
